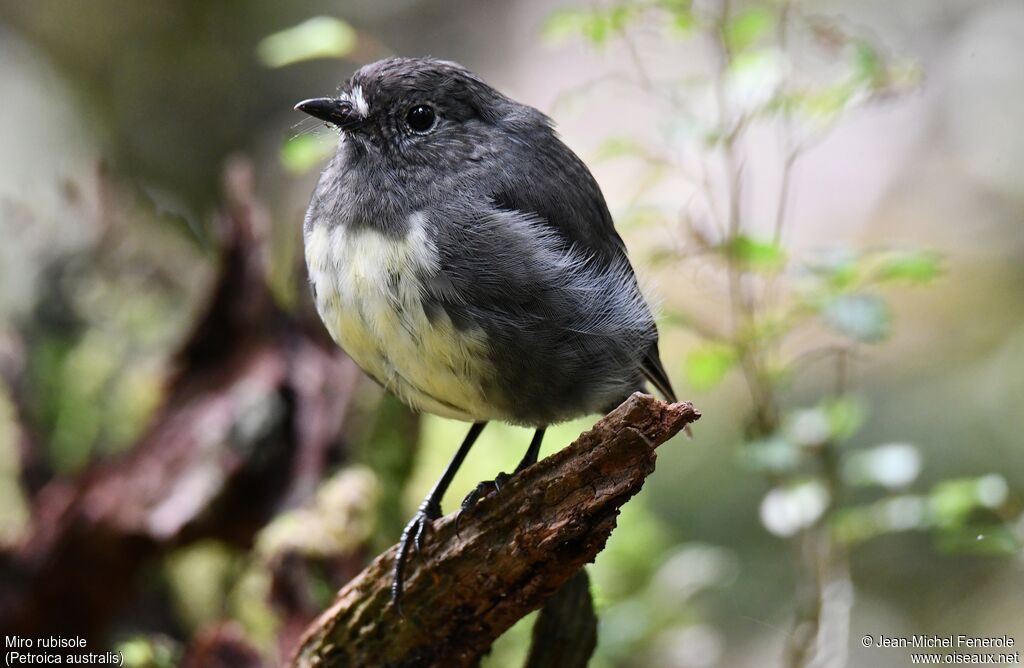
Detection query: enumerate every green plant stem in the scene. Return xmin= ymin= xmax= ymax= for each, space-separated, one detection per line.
xmin=710 ymin=0 xmax=779 ymax=434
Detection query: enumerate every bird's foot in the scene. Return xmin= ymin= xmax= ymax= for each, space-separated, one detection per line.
xmin=391 ymin=500 xmax=442 ymax=614
xmin=455 ymin=471 xmax=512 ymax=534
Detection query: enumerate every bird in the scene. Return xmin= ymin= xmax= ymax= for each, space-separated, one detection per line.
xmin=295 ymin=56 xmax=676 ymax=610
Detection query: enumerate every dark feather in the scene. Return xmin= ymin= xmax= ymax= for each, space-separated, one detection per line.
xmin=489 ymin=125 xmax=676 ymax=404
xmin=641 ymin=342 xmax=677 ymax=403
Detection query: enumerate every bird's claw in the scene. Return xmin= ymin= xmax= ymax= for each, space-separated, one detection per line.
xmin=392 ymin=501 xmax=441 ymax=613
xmin=455 ymin=472 xmax=512 ymax=534
xmin=413 ymin=513 xmax=431 ymax=555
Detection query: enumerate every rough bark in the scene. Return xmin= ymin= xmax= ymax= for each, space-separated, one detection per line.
xmin=291 ymin=394 xmax=700 ymax=668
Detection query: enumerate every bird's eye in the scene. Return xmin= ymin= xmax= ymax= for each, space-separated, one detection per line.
xmin=405 ymin=104 xmax=436 ymax=133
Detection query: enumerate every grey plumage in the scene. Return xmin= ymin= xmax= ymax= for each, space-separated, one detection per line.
xmin=297 ymin=56 xmax=676 ymax=606
xmin=302 ymin=57 xmax=674 ymax=426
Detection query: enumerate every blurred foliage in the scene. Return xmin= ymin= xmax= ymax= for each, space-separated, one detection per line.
xmin=280 ymin=132 xmax=337 ymax=175
xmin=256 ymin=466 xmax=379 ymax=568
xmin=541 ymin=0 xmax=1020 ymax=666
xmin=0 ymin=386 xmax=29 ymax=545
xmin=357 ymin=394 xmax=420 ymax=551
xmin=17 ymin=179 xmax=209 ymax=472
xmin=118 ymin=635 xmax=179 ymax=668
xmin=257 ymin=16 xmax=357 ymax=68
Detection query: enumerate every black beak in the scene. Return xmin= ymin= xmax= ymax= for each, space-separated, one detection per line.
xmin=294 ymin=97 xmax=361 ymax=129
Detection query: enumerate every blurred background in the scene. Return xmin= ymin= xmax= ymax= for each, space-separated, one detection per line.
xmin=0 ymin=0 xmax=1022 ymax=666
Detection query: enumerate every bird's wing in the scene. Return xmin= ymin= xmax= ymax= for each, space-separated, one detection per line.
xmin=490 ymin=141 xmax=626 ymax=263
xmin=488 ymin=139 xmax=678 ymax=403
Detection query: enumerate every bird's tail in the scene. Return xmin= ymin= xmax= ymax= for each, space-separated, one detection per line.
xmin=642 ymin=342 xmax=692 ymax=436
xmin=641 ymin=342 xmax=677 ymax=403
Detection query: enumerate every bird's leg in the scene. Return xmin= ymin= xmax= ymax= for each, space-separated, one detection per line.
xmin=392 ymin=421 xmax=486 ymax=613
xmin=457 ymin=428 xmax=546 ymax=526
xmin=514 ymin=427 xmax=546 ymax=474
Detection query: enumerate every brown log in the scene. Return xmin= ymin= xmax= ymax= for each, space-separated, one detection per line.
xmin=291 ymin=393 xmax=700 ymax=668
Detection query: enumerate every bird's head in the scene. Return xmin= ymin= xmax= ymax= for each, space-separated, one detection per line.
xmin=295 ymin=57 xmax=549 ymax=170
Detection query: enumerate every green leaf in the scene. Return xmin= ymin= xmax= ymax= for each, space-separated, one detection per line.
xmin=832 ymin=506 xmax=881 ymax=545
xmin=258 ymin=16 xmax=357 ymax=68
xmin=725 ymin=235 xmax=786 ymax=272
xmin=280 ymin=133 xmax=335 ymax=174
xmin=724 ymin=8 xmax=773 ymax=52
xmin=807 ymin=248 xmax=860 ymax=291
xmin=935 ymin=526 xmax=1021 ymax=557
xmin=823 ymin=397 xmax=867 ymax=441
xmin=544 ymin=10 xmax=592 ymax=43
xmin=544 ymin=7 xmax=638 ymax=46
xmin=930 ymin=475 xmax=1009 ymax=529
xmin=821 ymin=293 xmax=890 ymax=343
xmin=930 ymin=479 xmax=983 ymax=528
xmin=874 ymin=250 xmax=942 ymax=284
xmin=701 ymin=128 xmax=725 ymax=146
xmin=685 ymin=343 xmax=738 ymax=389
xmin=672 ymin=11 xmax=696 ymax=34
xmin=118 ymin=636 xmax=178 ymax=668
xmin=852 ymin=40 xmax=885 ymax=88
xmin=797 ymin=82 xmax=859 ymax=122
xmin=658 ymin=0 xmax=691 ymax=12
xmin=779 ymin=399 xmax=866 ymax=448
xmin=834 ymin=495 xmax=928 ymax=545
xmin=729 ymin=49 xmax=785 ymax=107
xmin=595 ymin=136 xmax=649 ymax=161
xmin=657 ymin=0 xmax=696 ymax=34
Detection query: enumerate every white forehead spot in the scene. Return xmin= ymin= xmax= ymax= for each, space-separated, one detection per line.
xmin=348 ymin=85 xmax=369 ymax=117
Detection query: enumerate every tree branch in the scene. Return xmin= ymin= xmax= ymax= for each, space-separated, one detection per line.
xmin=291 ymin=393 xmax=700 ymax=668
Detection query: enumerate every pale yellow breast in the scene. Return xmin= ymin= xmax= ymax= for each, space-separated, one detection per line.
xmin=304 ymin=215 xmax=498 ymax=421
